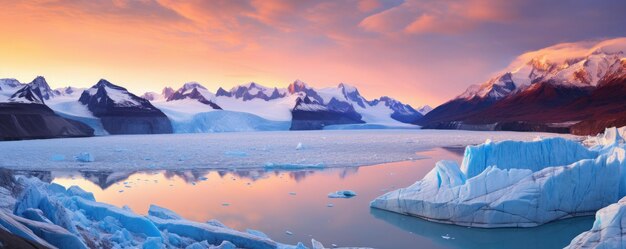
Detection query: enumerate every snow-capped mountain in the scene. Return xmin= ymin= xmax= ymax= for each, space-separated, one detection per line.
xmin=79 ymin=79 xmax=172 ymax=134
xmin=420 ymin=37 xmax=626 ymax=135
xmin=0 ymin=75 xmax=424 ymax=139
xmin=9 ymin=84 xmax=45 ymax=104
xmin=28 ymin=76 xmax=56 ymax=100
xmin=0 ymin=76 xmax=94 ymax=140
xmin=53 ymin=86 xmax=84 ymax=97
xmin=166 ymin=82 xmax=221 ymax=109
xmin=216 ymin=82 xmax=287 ymax=101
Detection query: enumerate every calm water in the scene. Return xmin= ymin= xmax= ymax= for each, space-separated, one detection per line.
xmin=26 ymin=148 xmax=593 ymax=249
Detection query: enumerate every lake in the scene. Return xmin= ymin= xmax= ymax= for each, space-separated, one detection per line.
xmin=23 ymin=147 xmax=592 ymax=249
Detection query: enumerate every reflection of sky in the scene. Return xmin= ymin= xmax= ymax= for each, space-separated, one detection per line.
xmin=45 ymin=148 xmax=591 ymax=248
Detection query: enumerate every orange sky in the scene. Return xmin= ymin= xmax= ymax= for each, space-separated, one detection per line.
xmin=1 ymin=0 xmax=623 ymax=107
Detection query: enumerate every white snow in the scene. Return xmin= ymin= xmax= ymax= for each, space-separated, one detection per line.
xmin=459 ymin=37 xmax=626 ymax=100
xmin=0 ymin=130 xmax=576 ymax=170
xmin=45 ymin=96 xmax=109 ymax=135
xmin=371 ymin=128 xmax=626 ymax=228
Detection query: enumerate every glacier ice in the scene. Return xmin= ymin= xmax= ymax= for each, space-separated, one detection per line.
xmin=328 ymin=190 xmax=357 ymax=198
xmin=371 ymin=129 xmax=626 ymax=228
xmin=74 ymin=152 xmax=95 ymax=162
xmin=0 ymin=172 xmax=364 ymax=249
xmin=566 ymin=196 xmax=626 ymax=248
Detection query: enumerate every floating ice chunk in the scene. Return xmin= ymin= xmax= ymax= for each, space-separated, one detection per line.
xmin=296 ymin=143 xmax=304 ymax=150
xmin=264 ymin=163 xmax=325 ymax=169
xmin=327 ymin=203 xmax=334 ymax=207
xmin=50 ymin=154 xmax=65 ymax=161
xmin=371 ymin=135 xmax=626 ymax=228
xmin=148 ymin=204 xmax=182 ymax=220
xmin=328 ymin=190 xmax=357 ymax=198
xmin=289 ymin=192 xmax=297 ymax=196
xmin=285 ymin=231 xmax=293 ymax=235
xmin=74 ymin=152 xmax=95 ymax=162
xmin=224 ymin=151 xmax=248 ymax=157
xmin=311 ymin=239 xmax=325 ymax=249
xmin=199 ymin=177 xmax=208 ymax=181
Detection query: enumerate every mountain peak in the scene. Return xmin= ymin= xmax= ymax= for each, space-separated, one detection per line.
xmin=288 ymin=80 xmax=309 ymax=94
xmin=182 ymin=82 xmax=206 ymax=90
xmin=9 ymin=84 xmax=45 ymax=104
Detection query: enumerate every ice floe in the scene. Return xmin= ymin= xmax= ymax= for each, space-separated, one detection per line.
xmin=0 ymin=130 xmax=574 ymax=170
xmin=0 ymin=171 xmax=363 ymax=249
xmin=328 ymin=190 xmax=357 ymax=199
xmin=371 ymin=127 xmax=626 ymax=228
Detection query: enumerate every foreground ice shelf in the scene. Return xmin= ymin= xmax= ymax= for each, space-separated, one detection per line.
xmin=0 ymin=171 xmax=368 ymax=249
xmin=371 ymin=127 xmax=626 ymax=228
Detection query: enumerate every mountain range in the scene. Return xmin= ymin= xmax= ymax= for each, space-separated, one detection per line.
xmin=3 ymin=37 xmax=625 ymax=140
xmin=418 ymin=38 xmax=626 ymax=135
xmin=0 ymin=76 xmax=428 ymax=140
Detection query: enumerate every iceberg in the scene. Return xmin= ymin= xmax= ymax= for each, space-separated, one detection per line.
xmin=566 ymin=196 xmax=626 ymax=248
xmin=74 ymin=152 xmax=95 ymax=162
xmin=371 ymin=130 xmax=626 ymax=228
xmin=328 ymin=190 xmax=357 ymax=199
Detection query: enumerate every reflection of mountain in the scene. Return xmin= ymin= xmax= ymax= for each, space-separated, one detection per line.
xmin=79 ymin=170 xmax=136 ymax=190
xmin=163 ymin=170 xmax=209 ymax=184
xmin=370 ymin=208 xmax=593 ymax=249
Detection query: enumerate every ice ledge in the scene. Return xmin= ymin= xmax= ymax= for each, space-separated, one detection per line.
xmin=372 ymin=127 xmax=626 ymax=228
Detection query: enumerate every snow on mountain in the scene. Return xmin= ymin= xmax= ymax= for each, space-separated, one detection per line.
xmin=0 ymin=78 xmax=22 ymax=102
xmin=166 ymin=82 xmax=221 ymax=109
xmin=216 ymin=82 xmax=287 ymax=101
xmin=459 ymin=38 xmax=626 ymax=101
xmin=45 ymin=87 xmax=107 ymax=136
xmin=3 ymin=76 xmax=57 ymax=104
xmin=78 ymin=79 xmax=172 ymax=134
xmin=417 ymin=105 xmax=433 ymax=115
xmin=8 ymin=84 xmax=45 ymax=104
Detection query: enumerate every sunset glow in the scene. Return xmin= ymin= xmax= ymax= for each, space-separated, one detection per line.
xmin=1 ymin=0 xmax=624 ymax=106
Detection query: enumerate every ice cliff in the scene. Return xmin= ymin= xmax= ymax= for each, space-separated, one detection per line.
xmin=371 ymin=127 xmax=626 ymax=228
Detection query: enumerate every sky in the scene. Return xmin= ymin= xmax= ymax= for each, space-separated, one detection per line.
xmin=0 ymin=0 xmax=624 ymax=107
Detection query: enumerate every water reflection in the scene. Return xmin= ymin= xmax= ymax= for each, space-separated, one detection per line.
xmin=370 ymin=209 xmax=593 ymax=249
xmin=16 ymin=148 xmax=595 ymax=249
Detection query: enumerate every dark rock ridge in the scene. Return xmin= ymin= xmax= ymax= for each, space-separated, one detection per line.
xmin=290 ymin=95 xmax=365 ymax=130
xmin=0 ymin=103 xmax=94 ymax=141
xmin=79 ymin=79 xmax=172 ymax=134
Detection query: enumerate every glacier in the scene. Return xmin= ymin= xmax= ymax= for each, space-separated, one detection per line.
xmin=371 ymin=127 xmax=626 ymax=228
xmin=0 ymin=171 xmax=366 ymax=249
